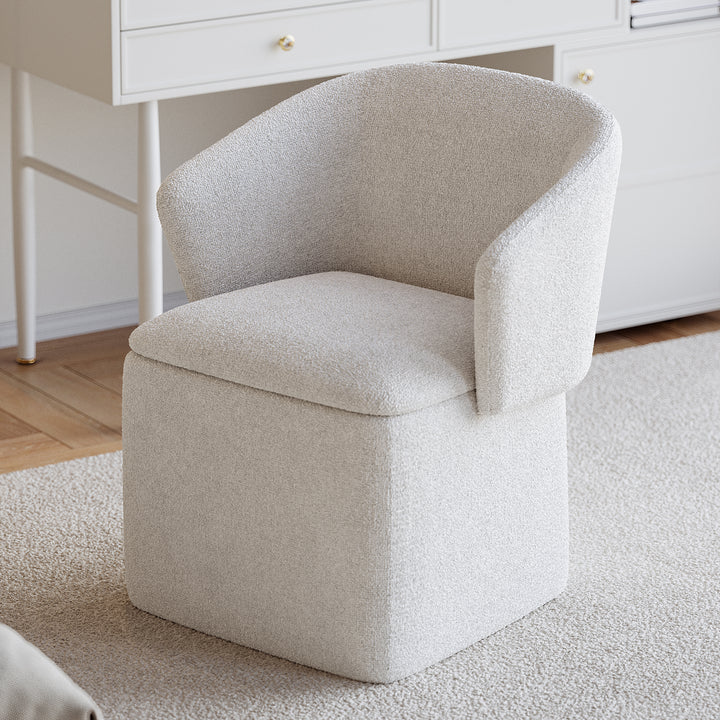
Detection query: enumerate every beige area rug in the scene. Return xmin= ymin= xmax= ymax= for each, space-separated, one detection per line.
xmin=2 ymin=331 xmax=720 ymax=719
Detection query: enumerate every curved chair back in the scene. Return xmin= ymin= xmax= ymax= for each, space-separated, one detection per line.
xmin=158 ymin=63 xmax=617 ymax=302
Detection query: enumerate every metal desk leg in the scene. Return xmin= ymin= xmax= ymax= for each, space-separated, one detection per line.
xmin=137 ymin=100 xmax=163 ymax=324
xmin=11 ymin=69 xmax=37 ymax=365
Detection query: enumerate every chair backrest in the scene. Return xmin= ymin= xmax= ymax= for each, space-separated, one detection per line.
xmin=158 ymin=62 xmax=614 ymax=302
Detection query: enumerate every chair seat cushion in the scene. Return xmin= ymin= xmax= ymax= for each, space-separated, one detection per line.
xmin=129 ymin=271 xmax=474 ymax=416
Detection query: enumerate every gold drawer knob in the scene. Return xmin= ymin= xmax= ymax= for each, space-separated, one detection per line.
xmin=577 ymin=69 xmax=595 ymax=84
xmin=278 ymin=34 xmax=295 ymax=51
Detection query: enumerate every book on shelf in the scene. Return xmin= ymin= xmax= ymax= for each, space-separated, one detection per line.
xmin=631 ymin=1 xmax=720 ymax=26
xmin=631 ymin=0 xmax=719 ymax=14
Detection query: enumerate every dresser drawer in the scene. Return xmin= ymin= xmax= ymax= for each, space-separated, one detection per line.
xmin=120 ymin=0 xmax=364 ymax=30
xmin=440 ymin=0 xmax=620 ymax=50
xmin=121 ymin=0 xmax=433 ymax=95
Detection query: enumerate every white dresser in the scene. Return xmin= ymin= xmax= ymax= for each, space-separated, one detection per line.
xmin=1 ymin=0 xmax=718 ymax=359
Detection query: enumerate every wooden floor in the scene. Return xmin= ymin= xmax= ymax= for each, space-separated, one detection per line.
xmin=1 ymin=311 xmax=719 ymax=473
xmin=0 ymin=327 xmax=131 ymax=473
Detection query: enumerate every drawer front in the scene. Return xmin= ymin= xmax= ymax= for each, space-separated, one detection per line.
xmin=560 ymin=31 xmax=720 ymax=328
xmin=440 ymin=0 xmax=620 ymax=50
xmin=120 ymin=0 xmax=364 ymax=30
xmin=598 ymin=174 xmax=720 ymax=327
xmin=121 ymin=0 xmax=433 ymax=95
xmin=560 ymin=32 xmax=720 ymax=181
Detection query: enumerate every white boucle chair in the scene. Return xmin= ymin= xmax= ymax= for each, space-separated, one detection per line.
xmin=123 ymin=62 xmax=621 ymax=683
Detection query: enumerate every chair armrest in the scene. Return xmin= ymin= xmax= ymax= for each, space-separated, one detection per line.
xmin=474 ymin=121 xmax=621 ymax=415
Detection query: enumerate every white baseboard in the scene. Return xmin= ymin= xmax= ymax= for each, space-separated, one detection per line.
xmin=596 ymin=295 xmax=720 ymax=333
xmin=0 ymin=291 xmax=187 ymax=349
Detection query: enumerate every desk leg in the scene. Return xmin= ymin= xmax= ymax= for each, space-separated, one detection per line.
xmin=137 ymin=101 xmax=163 ymax=323
xmin=11 ymin=69 xmax=37 ymax=364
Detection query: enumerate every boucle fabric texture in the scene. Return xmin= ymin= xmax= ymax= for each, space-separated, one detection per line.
xmin=129 ymin=271 xmax=475 ymax=416
xmin=123 ymin=352 xmax=568 ymax=683
xmin=126 ymin=64 xmax=622 ymax=682
xmin=4 ymin=331 xmax=720 ymax=718
xmin=157 ymin=62 xmax=621 ymax=415
xmin=0 ymin=624 xmax=102 ymax=720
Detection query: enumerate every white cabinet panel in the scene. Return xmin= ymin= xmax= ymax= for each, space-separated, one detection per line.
xmin=600 ymin=174 xmax=720 ymax=325
xmin=122 ymin=0 xmax=433 ymax=94
xmin=560 ymin=30 xmax=720 ymax=328
xmin=561 ymin=32 xmax=720 ymax=183
xmin=440 ymin=0 xmax=619 ymax=50
xmin=121 ymin=0 xmax=364 ymax=30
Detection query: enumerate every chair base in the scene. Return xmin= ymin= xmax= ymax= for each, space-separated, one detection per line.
xmin=123 ymin=352 xmax=569 ymax=683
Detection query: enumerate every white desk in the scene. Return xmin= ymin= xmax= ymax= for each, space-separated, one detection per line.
xmin=1 ymin=0 xmax=719 ymax=361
